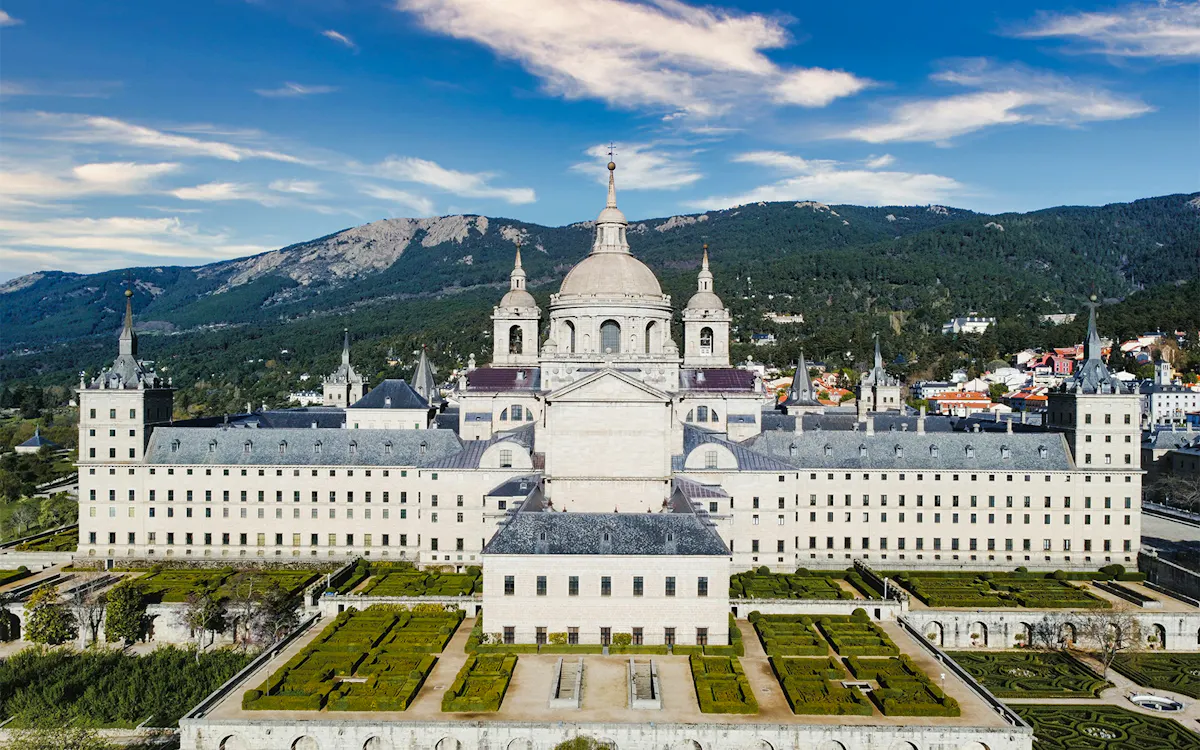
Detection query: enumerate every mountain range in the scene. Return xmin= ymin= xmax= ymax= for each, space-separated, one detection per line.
xmin=2 ymin=194 xmax=1198 ymax=391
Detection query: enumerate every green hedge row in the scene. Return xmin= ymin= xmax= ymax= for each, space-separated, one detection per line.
xmin=690 ymin=655 xmax=758 ymax=714
xmin=769 ymin=657 xmax=871 ymax=716
xmin=441 ymin=653 xmax=517 ymax=712
xmin=816 ymin=618 xmax=898 ymax=657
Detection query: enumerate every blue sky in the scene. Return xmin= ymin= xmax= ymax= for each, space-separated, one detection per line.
xmin=1 ymin=0 xmax=1197 ymax=279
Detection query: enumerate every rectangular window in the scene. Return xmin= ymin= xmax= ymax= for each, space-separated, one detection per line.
xmin=536 ymin=575 xmax=547 ymax=596
xmin=504 ymin=576 xmax=515 ymax=596
xmin=665 ymin=576 xmax=676 ymax=597
xmin=503 ymin=627 xmax=515 ymax=645
xmin=568 ymin=576 xmax=579 ymax=596
xmin=696 ymin=627 xmax=708 ymax=646
xmin=568 ymin=627 xmax=579 ymax=645
xmin=633 ymin=576 xmax=644 ymax=597
xmin=664 ymin=627 xmax=676 ymax=647
xmin=632 ymin=628 xmax=643 ymax=646
xmin=697 ymin=576 xmax=708 ymax=597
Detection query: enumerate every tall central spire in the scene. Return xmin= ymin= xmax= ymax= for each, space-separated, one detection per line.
xmin=118 ymin=289 xmax=136 ymax=358
xmin=593 ymin=160 xmax=630 ymax=255
xmin=341 ymin=328 xmax=351 ymax=366
xmin=1085 ymin=298 xmax=1102 ymax=362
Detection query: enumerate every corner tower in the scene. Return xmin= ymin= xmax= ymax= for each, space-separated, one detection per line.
xmin=682 ymin=245 xmax=731 ymax=368
xmin=323 ymin=329 xmax=368 ymax=406
xmin=491 ymin=245 xmax=541 ymax=367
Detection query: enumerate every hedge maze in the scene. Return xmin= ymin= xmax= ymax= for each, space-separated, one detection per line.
xmin=1110 ymin=653 xmax=1200 ymax=699
xmin=730 ymin=569 xmax=853 ymax=600
xmin=243 ymin=605 xmax=462 ymax=711
xmin=892 ymin=572 xmax=1110 ymax=609
xmin=1014 ymin=705 xmax=1200 ymax=750
xmin=947 ymin=651 xmax=1111 ymax=698
xmin=136 ymin=568 xmax=319 ymax=604
xmin=360 ymin=568 xmax=480 ymax=597
xmin=689 ymin=654 xmax=758 ymax=714
xmin=753 ymin=611 xmax=958 ymax=717
xmin=441 ymin=653 xmax=517 ymax=712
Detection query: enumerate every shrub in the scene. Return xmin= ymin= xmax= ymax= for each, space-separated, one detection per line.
xmin=611 ymin=632 xmax=632 ymax=646
xmin=851 ymin=608 xmax=869 ymax=622
xmin=690 ymin=655 xmax=758 ymax=714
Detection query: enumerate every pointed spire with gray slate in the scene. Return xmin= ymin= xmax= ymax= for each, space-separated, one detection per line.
xmin=341 ymin=328 xmax=351 ymax=367
xmin=784 ymin=351 xmax=821 ymax=407
xmin=119 ymin=289 xmax=136 ymax=358
xmin=87 ymin=288 xmax=162 ymax=390
xmin=411 ymin=346 xmax=442 ymax=406
xmin=1068 ymin=297 xmax=1125 ymax=394
xmin=862 ymin=333 xmax=898 ymax=387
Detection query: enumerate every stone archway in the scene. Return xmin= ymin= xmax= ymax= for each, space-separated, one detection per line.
xmin=364 ymin=738 xmax=392 ymax=750
xmin=219 ymin=737 xmax=246 ymax=750
xmin=671 ymin=742 xmax=702 ymax=750
xmin=924 ymin=621 xmax=944 ymax=646
xmin=292 ymin=738 xmax=319 ymax=750
xmin=434 ymin=739 xmax=461 ymax=750
xmin=969 ymin=622 xmax=988 ymax=648
xmin=1150 ymin=623 xmax=1167 ymax=650
xmin=506 ymin=740 xmax=534 ymax=750
xmin=1060 ymin=622 xmax=1077 ymax=648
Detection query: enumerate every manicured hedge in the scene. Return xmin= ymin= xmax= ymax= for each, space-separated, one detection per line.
xmin=0 ymin=568 xmax=31 ymax=588
xmin=361 ymin=568 xmax=480 ymax=597
xmin=869 ymin=671 xmax=960 ymax=717
xmin=689 ymin=655 xmax=758 ymax=714
xmin=753 ymin=615 xmax=829 ymax=656
xmin=243 ymin=604 xmax=461 ymax=711
xmin=1110 ymin=653 xmax=1200 ymax=699
xmin=1014 ymin=705 xmax=1200 ymax=750
xmin=816 ymin=618 xmax=898 ymax=657
xmin=441 ymin=653 xmax=517 ymax=712
xmin=137 ymin=567 xmax=319 ymax=604
xmin=892 ymin=572 xmax=1110 ymax=609
xmin=769 ymin=656 xmax=871 ymax=716
xmin=948 ymin=651 xmax=1111 ymax=699
xmin=731 ymin=570 xmax=851 ymax=600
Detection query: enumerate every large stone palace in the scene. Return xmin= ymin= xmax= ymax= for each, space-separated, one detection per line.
xmin=77 ymin=162 xmax=1142 ymax=644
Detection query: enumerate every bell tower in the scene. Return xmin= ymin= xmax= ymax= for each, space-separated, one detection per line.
xmin=491 ymin=244 xmax=541 ymax=366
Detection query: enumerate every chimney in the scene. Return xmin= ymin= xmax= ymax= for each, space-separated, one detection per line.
xmin=1021 ymin=411 xmax=1029 ymax=425
xmin=794 ymin=415 xmax=804 ymax=434
xmin=917 ymin=406 xmax=926 ymax=435
xmin=866 ymin=415 xmax=875 ymax=436
xmin=1006 ymin=418 xmax=1013 ymax=434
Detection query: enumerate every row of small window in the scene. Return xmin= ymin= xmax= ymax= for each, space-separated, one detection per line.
xmin=501 ymin=627 xmax=705 ymax=647
xmin=1082 ymin=454 xmax=1134 ymax=465
xmin=801 ymin=494 xmax=1132 ymax=509
xmin=88 ymin=531 xmax=409 ymax=546
xmin=89 ymin=408 xmax=137 ymax=419
xmin=1082 ymin=435 xmax=1133 ymax=443
xmin=1046 ymin=411 xmax=1134 ymax=426
xmin=185 ymin=439 xmax=433 ymax=457
xmin=88 ymin=505 xmax=410 ymax=520
xmin=91 ymin=488 xmax=413 ymax=504
xmin=805 ymin=472 xmax=1134 ymax=483
xmin=498 ymin=405 xmax=534 ymax=422
xmin=503 ymin=575 xmax=709 ymax=598
xmin=744 ymin=537 xmax=1132 ymax=553
xmin=796 ymin=511 xmax=1131 ymax=526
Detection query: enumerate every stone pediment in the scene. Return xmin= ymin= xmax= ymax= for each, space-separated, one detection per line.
xmin=545 ymin=368 xmax=669 ymax=404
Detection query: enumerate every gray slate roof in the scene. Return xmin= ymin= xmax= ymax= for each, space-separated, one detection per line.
xmin=145 ymin=426 xmax=464 ymax=467
xmin=484 ymin=510 xmax=729 ymax=556
xmin=351 ymin=379 xmax=429 ymax=410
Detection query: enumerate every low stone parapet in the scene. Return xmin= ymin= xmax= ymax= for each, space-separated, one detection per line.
xmin=316 ymin=593 xmax=479 ymax=618
xmin=731 ymin=597 xmax=905 ymax=620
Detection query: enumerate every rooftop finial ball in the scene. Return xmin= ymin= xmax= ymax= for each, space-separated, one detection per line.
xmin=607 ymin=161 xmax=616 ymax=171
xmin=125 ymin=289 xmax=133 ymax=298
xmin=1090 ymin=294 xmax=1097 ymax=302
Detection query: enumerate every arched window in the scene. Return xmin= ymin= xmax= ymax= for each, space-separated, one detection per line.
xmin=508 ymin=325 xmax=523 ymax=355
xmin=600 ymin=319 xmax=621 ymax=354
xmin=499 ymin=409 xmax=508 ymax=422
xmin=645 ymin=321 xmax=656 ymax=354
xmin=700 ymin=326 xmax=714 ymax=355
xmin=564 ymin=321 xmax=576 ymax=353
xmin=685 ymin=410 xmax=694 ymax=423
xmin=697 ymin=405 xmax=709 ymax=422
xmin=711 ymin=410 xmax=719 ymax=421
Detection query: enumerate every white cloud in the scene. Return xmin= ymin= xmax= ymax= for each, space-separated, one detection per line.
xmin=688 ymin=150 xmax=965 ymax=208
xmin=322 ymin=30 xmax=357 ymax=49
xmin=358 ymin=184 xmax=436 ymax=215
xmin=255 ymin=82 xmax=338 ymax=98
xmin=572 ymin=143 xmax=702 ymax=190
xmin=844 ymin=60 xmax=1151 ymax=144
xmin=0 ymin=216 xmax=271 ymax=269
xmin=0 ymin=161 xmax=181 ymax=205
xmin=370 ymin=156 xmax=536 ymax=204
xmin=0 ymin=10 xmax=22 ymax=27
xmin=36 ymin=113 xmax=304 ymax=163
xmin=1015 ymin=1 xmax=1200 ymax=60
xmin=269 ymin=179 xmax=322 ymax=195
xmin=395 ymin=0 xmax=869 ymax=117
xmin=170 ymin=182 xmax=276 ymax=205
xmin=863 ymin=154 xmax=895 ymax=169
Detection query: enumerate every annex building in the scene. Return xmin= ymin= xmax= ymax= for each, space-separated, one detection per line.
xmin=77 ymin=162 xmax=1143 ymax=646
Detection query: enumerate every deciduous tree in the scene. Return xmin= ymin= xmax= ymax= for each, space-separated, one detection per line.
xmin=24 ymin=583 xmax=78 ymax=646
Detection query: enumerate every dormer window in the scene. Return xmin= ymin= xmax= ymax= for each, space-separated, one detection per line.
xmin=859 ymin=444 xmax=868 ymax=458
xmin=278 ymin=441 xmax=287 ymax=455
xmin=1001 ymin=445 xmax=1011 ymax=460
xmin=313 ymin=441 xmax=322 ymax=455
xmin=384 ymin=441 xmax=393 ymax=455
xmin=789 ymin=443 xmax=797 ymax=458
xmin=603 ymin=532 xmax=611 ymax=542
xmin=419 ymin=441 xmax=427 ymax=457
xmin=666 ymin=533 xmax=674 ymax=542
xmin=823 ymin=444 xmax=832 ymax=457
xmin=349 ymin=441 xmax=358 ymax=455
xmin=208 ymin=440 xmax=217 ymax=453
xmin=894 ymin=444 xmax=903 ymax=457
xmin=243 ymin=441 xmax=252 ymax=454
xmin=929 ymin=445 xmax=939 ymax=458
xmin=171 ymin=439 xmax=180 ymax=453
xmin=966 ymin=445 xmax=975 ymax=459
xmin=538 ymin=531 xmax=547 ymax=541
xmin=1037 ymin=445 xmax=1048 ymax=459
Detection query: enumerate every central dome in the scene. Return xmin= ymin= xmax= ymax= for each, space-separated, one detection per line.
xmin=559 ymin=252 xmax=662 ymax=298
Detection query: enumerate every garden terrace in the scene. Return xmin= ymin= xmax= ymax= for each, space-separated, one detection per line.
xmin=243 ymin=605 xmax=462 ymax=712
xmin=892 ymin=572 xmax=1111 ymax=609
xmin=13 ymin=529 xmax=76 ymax=552
xmin=132 ymin=568 xmax=320 ymax=604
xmin=359 ymin=569 xmax=481 ymax=597
xmin=769 ymin=656 xmax=872 ymax=716
xmin=441 ymin=653 xmax=517 ymax=712
xmin=0 ymin=568 xmax=32 ymax=588
xmin=0 ymin=646 xmax=250 ymax=728
xmin=1013 ymin=705 xmax=1200 ymax=750
xmin=689 ymin=654 xmax=758 ymax=714
xmin=947 ymin=651 xmax=1111 ymax=699
xmin=750 ymin=613 xmax=828 ymax=656
xmin=816 ymin=617 xmax=900 ymax=657
xmin=730 ymin=570 xmax=854 ymax=600
xmin=1110 ymin=653 xmax=1200 ymax=699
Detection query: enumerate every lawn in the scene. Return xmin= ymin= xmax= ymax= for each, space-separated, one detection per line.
xmin=947 ymin=651 xmax=1111 ymax=698
xmin=0 ymin=646 xmax=251 ymax=728
xmin=690 ymin=654 xmax=758 ymax=714
xmin=1014 ymin=705 xmax=1200 ymax=750
xmin=441 ymin=653 xmax=517 ymax=712
xmin=1110 ymin=653 xmax=1200 ymax=699
xmin=244 ymin=605 xmax=463 ymax=712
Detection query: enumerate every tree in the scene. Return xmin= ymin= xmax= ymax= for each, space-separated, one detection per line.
xmin=24 ymin=583 xmax=78 ymax=646
xmin=988 ymin=382 xmax=1009 ymax=400
xmin=69 ymin=573 xmax=108 ymax=646
xmin=253 ymin=582 xmax=300 ymax=644
xmin=8 ymin=724 xmax=116 ymax=750
xmin=8 ymin=501 xmax=39 ymax=537
xmin=181 ymin=590 xmax=227 ymax=663
xmin=104 ymin=579 xmax=148 ymax=646
xmin=1079 ymin=612 xmax=1140 ymax=678
xmin=38 ymin=492 xmax=77 ymax=529
xmin=225 ymin=574 xmax=258 ymax=649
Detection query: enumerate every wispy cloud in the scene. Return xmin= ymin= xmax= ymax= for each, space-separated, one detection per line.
xmin=32 ymin=113 xmax=306 ymax=163
xmin=863 ymin=154 xmax=895 ymax=169
xmin=0 ymin=10 xmax=22 ymax=27
xmin=395 ymin=0 xmax=869 ymax=118
xmin=357 ymin=184 xmax=436 ymax=215
xmin=254 ymin=82 xmax=338 ymax=98
xmin=688 ymin=151 xmax=965 ymax=208
xmin=0 ymin=161 xmax=181 ymax=206
xmin=0 ymin=79 xmax=122 ymax=98
xmin=1014 ymin=1 xmax=1200 ymax=60
xmin=571 ymin=143 xmax=702 ymax=190
xmin=170 ymin=182 xmax=276 ymax=205
xmin=843 ymin=59 xmax=1151 ymax=144
xmin=269 ymin=179 xmax=322 ymax=195
xmin=368 ymin=156 xmax=536 ymax=204
xmin=322 ymin=29 xmax=357 ymax=49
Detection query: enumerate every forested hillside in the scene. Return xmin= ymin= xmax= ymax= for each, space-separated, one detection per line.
xmin=1 ymin=193 xmax=1197 ymax=415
